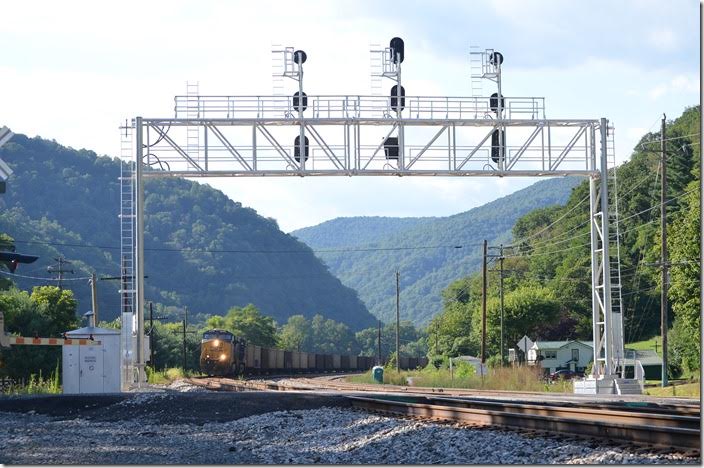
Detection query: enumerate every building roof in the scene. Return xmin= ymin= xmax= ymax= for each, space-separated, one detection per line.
xmin=532 ymin=340 xmax=594 ymax=350
xmin=66 ymin=325 xmax=120 ymax=336
xmin=625 ymin=348 xmax=662 ymax=366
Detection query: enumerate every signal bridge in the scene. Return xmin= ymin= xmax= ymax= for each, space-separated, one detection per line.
xmin=120 ymin=39 xmax=622 ymax=396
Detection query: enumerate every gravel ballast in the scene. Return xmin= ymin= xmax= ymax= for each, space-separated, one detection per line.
xmin=0 ymin=397 xmax=699 ymax=464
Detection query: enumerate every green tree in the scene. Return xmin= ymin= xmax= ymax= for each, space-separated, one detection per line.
xmin=279 ymin=315 xmax=311 ymax=351
xmin=205 ymin=304 xmax=278 ymax=347
xmin=0 ymin=286 xmax=79 ymax=380
xmin=667 ymin=181 xmax=700 ymax=372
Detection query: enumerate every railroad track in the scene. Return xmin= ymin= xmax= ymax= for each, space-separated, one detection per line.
xmin=186 ymin=375 xmax=700 ymax=452
xmin=349 ymin=395 xmax=701 ymax=452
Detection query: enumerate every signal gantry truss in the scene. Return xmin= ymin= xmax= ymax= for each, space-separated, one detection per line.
xmin=119 ymin=43 xmax=621 ymax=393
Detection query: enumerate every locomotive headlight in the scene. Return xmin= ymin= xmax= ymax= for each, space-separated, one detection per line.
xmin=213 ymin=339 xmax=220 ymax=347
xmin=219 ymin=353 xmax=227 ymax=361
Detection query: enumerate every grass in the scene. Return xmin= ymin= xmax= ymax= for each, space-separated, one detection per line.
xmin=644 ymin=382 xmax=700 ymax=398
xmin=1 ymin=363 xmax=62 ymax=395
xmin=625 ymin=336 xmax=661 ymax=354
xmin=146 ymin=367 xmax=196 ymax=385
xmin=347 ymin=365 xmax=573 ymax=393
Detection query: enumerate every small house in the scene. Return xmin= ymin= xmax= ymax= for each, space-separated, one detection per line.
xmin=527 ymin=340 xmax=594 ymax=374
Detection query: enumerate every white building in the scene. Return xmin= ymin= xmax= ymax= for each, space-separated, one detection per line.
xmin=527 ymin=340 xmax=594 ymax=374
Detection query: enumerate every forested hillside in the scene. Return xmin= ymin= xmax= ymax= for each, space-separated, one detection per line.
xmin=0 ymin=135 xmax=376 ymax=330
xmin=293 ymin=177 xmax=581 ymax=325
xmin=430 ymin=105 xmax=700 ymax=374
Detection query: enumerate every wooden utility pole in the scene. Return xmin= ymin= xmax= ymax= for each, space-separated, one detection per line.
xmin=499 ymin=244 xmax=505 ymax=366
xmin=481 ymin=239 xmax=487 ymax=364
xmin=660 ymin=113 xmax=669 ymax=388
xmin=182 ymin=306 xmax=188 ymax=371
xmin=396 ymin=270 xmax=400 ymax=372
xmin=377 ymin=320 xmax=382 ymax=366
xmin=89 ymin=272 xmax=99 ymax=326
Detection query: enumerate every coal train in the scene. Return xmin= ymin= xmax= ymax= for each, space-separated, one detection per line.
xmin=199 ymin=328 xmax=427 ymax=376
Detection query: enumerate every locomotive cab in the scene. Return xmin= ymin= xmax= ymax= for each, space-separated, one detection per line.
xmin=200 ymin=329 xmax=238 ymax=376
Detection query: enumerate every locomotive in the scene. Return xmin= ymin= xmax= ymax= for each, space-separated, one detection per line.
xmin=199 ymin=328 xmax=427 ymax=376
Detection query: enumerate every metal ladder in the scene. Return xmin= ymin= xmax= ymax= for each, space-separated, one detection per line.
xmin=186 ymin=81 xmax=200 ymax=165
xmin=119 ymin=123 xmax=136 ymax=388
xmin=271 ymin=45 xmax=285 ymax=96
xmin=606 ymin=125 xmax=626 ymax=377
xmin=469 ymin=45 xmax=483 ymax=99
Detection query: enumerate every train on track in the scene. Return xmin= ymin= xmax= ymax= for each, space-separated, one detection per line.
xmin=199 ymin=328 xmax=427 ymax=376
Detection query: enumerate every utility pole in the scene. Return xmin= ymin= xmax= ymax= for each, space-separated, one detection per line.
xmin=660 ymin=113 xmax=669 ymax=388
xmin=499 ymin=244 xmax=505 ymax=366
xmin=182 ymin=306 xmax=188 ymax=371
xmin=377 ymin=320 xmax=382 ymax=366
xmin=481 ymin=240 xmax=487 ymax=364
xmin=148 ymin=303 xmax=168 ymax=366
xmin=396 ymin=270 xmax=400 ymax=373
xmin=47 ymin=256 xmax=73 ymax=290
xmin=89 ymin=272 xmax=99 ymax=325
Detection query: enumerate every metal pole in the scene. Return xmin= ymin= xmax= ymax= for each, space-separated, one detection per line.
xmin=298 ymin=57 xmax=305 ymax=173
xmin=499 ymin=244 xmax=505 ymax=366
xmin=135 ymin=116 xmax=146 ymax=387
xmin=660 ymin=114 xmax=669 ymax=388
xmin=481 ymin=239 xmax=487 ymax=364
xmin=599 ymin=118 xmax=613 ymax=377
xmin=90 ymin=272 xmax=99 ymax=326
xmin=396 ymin=270 xmax=400 ymax=373
xmin=589 ymin=175 xmax=601 ymax=378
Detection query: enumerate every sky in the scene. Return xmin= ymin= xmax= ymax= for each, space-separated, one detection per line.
xmin=1 ymin=0 xmax=699 ymax=232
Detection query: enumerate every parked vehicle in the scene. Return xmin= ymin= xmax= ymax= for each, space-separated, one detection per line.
xmin=549 ymin=369 xmax=578 ymax=382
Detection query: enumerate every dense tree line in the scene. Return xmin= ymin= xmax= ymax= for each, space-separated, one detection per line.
xmin=0 ymin=134 xmax=376 ymax=331
xmin=292 ymin=177 xmax=581 ymax=326
xmin=428 ymin=105 xmax=700 ymax=375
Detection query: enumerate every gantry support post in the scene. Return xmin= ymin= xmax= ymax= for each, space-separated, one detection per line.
xmin=134 ymin=116 xmax=146 ymax=387
xmin=589 ymin=118 xmax=614 ymax=379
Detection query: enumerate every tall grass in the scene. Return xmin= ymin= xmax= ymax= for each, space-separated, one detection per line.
xmin=1 ymin=362 xmax=62 ymax=395
xmin=348 ymin=365 xmax=573 ymax=393
xmin=146 ymin=367 xmax=195 ymax=385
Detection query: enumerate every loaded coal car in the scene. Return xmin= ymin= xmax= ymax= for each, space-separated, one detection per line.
xmin=199 ymin=328 xmax=427 ymax=376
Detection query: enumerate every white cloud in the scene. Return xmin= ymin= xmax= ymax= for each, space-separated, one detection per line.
xmin=648 ymin=74 xmax=699 ymax=100
xmin=647 ymin=28 xmax=679 ymax=51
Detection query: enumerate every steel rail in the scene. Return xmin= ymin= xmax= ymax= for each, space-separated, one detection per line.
xmin=349 ymin=396 xmax=701 ymax=451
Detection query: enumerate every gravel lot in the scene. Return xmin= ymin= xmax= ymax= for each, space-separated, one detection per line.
xmin=0 ymin=388 xmax=699 ymax=464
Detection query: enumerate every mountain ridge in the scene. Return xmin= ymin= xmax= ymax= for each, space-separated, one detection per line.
xmin=292 ymin=176 xmax=583 ymax=325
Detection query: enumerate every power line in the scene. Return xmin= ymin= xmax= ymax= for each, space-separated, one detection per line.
xmin=510 ymin=193 xmax=590 ymax=246
xmin=0 ymin=270 xmax=91 ymax=282
xmin=10 ymin=238 xmax=479 ymax=255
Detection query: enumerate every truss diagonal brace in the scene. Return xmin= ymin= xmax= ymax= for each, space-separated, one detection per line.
xmin=456 ymin=125 xmax=497 ymax=170
xmin=304 ymin=124 xmax=345 ymax=170
xmin=550 ymin=126 xmax=586 ymax=171
xmin=256 ymin=124 xmax=298 ymax=168
xmin=150 ymin=124 xmax=203 ymax=171
xmin=362 ymin=123 xmax=397 ymax=171
xmin=206 ymin=124 xmax=253 ymax=171
xmin=406 ymin=126 xmax=448 ymax=169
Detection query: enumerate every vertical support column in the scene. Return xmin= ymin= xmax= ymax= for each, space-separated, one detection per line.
xmin=599 ymin=118 xmax=613 ymax=377
xmin=588 ymin=176 xmax=602 ymax=377
xmin=134 ymin=116 xmax=146 ymax=387
xmin=396 ymin=61 xmax=404 ymax=171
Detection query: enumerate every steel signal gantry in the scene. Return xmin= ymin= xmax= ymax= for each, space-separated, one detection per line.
xmin=119 ymin=44 xmax=621 ymax=391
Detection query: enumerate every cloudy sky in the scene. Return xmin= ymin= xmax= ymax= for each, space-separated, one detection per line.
xmin=1 ymin=0 xmax=699 ymax=231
